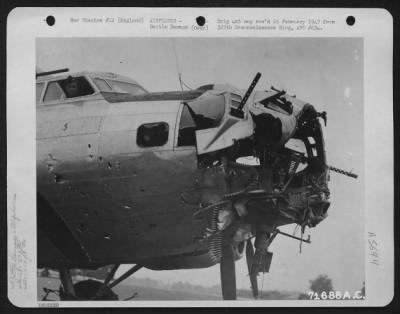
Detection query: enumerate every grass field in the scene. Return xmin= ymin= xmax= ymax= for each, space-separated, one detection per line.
xmin=38 ymin=277 xmax=224 ymax=301
xmin=38 ymin=276 xmax=302 ymax=301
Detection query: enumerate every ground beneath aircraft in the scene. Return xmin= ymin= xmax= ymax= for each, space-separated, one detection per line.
xmin=38 ymin=276 xmax=302 ymax=301
xmin=38 ymin=277 xmax=223 ymax=301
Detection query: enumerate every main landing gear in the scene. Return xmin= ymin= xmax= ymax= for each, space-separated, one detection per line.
xmin=219 ymin=230 xmax=276 ymax=300
xmin=57 ymin=264 xmax=143 ymax=301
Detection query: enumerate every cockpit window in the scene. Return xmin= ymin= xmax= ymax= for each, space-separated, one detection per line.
xmin=43 ymin=81 xmax=65 ymax=102
xmin=36 ymin=82 xmax=45 ymax=103
xmin=105 ymin=79 xmax=147 ymax=95
xmin=58 ymin=76 xmax=95 ymax=98
xmin=42 ymin=76 xmax=95 ymax=103
xmin=93 ymin=78 xmax=112 ymax=92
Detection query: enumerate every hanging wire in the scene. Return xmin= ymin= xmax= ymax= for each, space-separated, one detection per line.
xmin=171 ymin=39 xmax=183 ymax=91
xmin=181 ymin=80 xmax=194 ymax=90
xmin=171 ymin=39 xmax=193 ymax=91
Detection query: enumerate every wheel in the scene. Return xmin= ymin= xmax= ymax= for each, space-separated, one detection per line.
xmin=60 ymin=279 xmax=118 ymax=300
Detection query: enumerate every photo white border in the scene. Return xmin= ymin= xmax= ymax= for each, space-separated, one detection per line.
xmin=7 ymin=7 xmax=393 ymax=307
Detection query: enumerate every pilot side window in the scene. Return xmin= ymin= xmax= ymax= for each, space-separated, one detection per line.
xmin=58 ymin=76 xmax=95 ymax=98
xmin=43 ymin=82 xmax=65 ymax=102
xmin=43 ymin=77 xmax=95 ymax=102
xmin=137 ymin=122 xmax=169 ymax=147
xmin=36 ymin=82 xmax=45 ymax=103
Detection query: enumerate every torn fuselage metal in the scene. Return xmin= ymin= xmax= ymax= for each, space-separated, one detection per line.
xmin=190 ymin=88 xmax=331 ymax=265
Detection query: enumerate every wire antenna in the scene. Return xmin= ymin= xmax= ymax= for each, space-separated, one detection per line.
xmin=171 ymin=39 xmax=183 ymax=91
xmin=171 ymin=39 xmax=194 ymax=91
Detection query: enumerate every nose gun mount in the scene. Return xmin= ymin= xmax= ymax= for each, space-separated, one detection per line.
xmin=230 ymin=72 xmax=262 ymax=118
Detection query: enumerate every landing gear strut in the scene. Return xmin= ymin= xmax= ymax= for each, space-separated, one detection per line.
xmin=220 ymin=244 xmax=237 ymax=300
xmin=58 ymin=264 xmax=143 ymax=301
xmin=247 ymin=229 xmax=277 ymax=299
xmin=59 ymin=267 xmax=76 ymax=300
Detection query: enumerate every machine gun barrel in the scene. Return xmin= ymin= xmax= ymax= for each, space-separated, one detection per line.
xmin=259 ymin=86 xmax=292 ymax=114
xmin=230 ymin=72 xmax=261 ymax=118
xmin=276 ymin=229 xmax=311 ymax=244
xmin=36 ymin=68 xmax=69 ymax=78
xmin=238 ymin=72 xmax=261 ymax=111
xmin=260 ymin=90 xmax=286 ymax=105
xmin=328 ymin=165 xmax=358 ymax=179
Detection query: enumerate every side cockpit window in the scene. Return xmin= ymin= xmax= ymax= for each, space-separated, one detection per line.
xmin=43 ymin=76 xmax=95 ymax=103
xmin=137 ymin=122 xmax=169 ymax=147
xmin=36 ymin=82 xmax=45 ymax=103
xmin=106 ymin=80 xmax=147 ymax=95
xmin=94 ymin=78 xmax=147 ymax=95
xmin=43 ymin=81 xmax=65 ymax=102
xmin=93 ymin=78 xmax=112 ymax=92
xmin=59 ymin=76 xmax=95 ymax=98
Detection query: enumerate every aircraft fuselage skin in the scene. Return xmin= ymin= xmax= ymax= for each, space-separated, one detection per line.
xmin=38 ymin=95 xmax=212 ymax=268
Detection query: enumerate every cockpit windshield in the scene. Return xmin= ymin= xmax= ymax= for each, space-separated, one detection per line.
xmin=93 ymin=78 xmax=147 ymax=95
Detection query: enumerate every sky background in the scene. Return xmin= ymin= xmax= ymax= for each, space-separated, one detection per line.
xmin=37 ymin=37 xmax=364 ymax=294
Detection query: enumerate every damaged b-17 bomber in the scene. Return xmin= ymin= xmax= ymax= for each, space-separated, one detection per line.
xmin=36 ymin=69 xmax=357 ymax=300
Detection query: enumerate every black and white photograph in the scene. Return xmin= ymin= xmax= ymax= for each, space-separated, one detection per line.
xmin=6 ymin=7 xmax=393 ymax=307
xmin=35 ymin=37 xmax=364 ymax=301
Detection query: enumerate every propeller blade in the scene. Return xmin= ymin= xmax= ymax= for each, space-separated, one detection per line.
xmin=220 ymin=244 xmax=237 ymax=300
xmin=246 ymin=239 xmax=259 ymax=299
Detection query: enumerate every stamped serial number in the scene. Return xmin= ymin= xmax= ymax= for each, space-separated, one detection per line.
xmin=38 ymin=302 xmax=59 ymax=307
xmin=308 ymin=291 xmax=365 ymax=300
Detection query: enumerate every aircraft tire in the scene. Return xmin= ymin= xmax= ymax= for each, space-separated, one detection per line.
xmin=61 ymin=279 xmax=119 ymax=300
xmin=75 ymin=279 xmax=119 ymax=300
